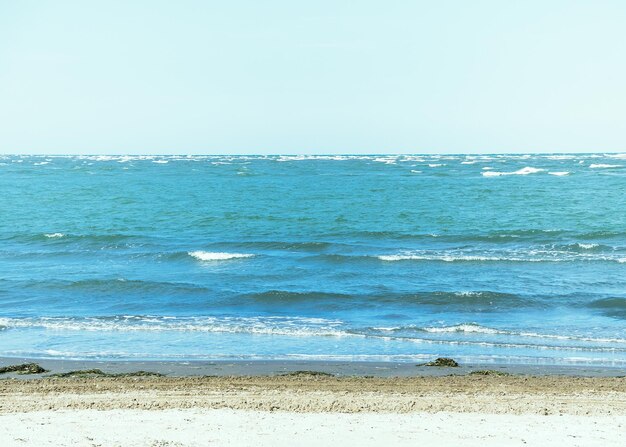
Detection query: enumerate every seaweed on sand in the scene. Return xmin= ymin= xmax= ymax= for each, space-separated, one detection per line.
xmin=419 ymin=358 xmax=460 ymax=367
xmin=280 ymin=370 xmax=334 ymax=377
xmin=51 ymin=369 xmax=164 ymax=378
xmin=0 ymin=363 xmax=48 ymax=375
xmin=469 ymin=370 xmax=512 ymax=376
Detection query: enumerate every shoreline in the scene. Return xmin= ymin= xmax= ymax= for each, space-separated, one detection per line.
xmin=2 ymin=356 xmax=626 ymax=378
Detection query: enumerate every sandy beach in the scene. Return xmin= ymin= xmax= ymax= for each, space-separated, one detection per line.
xmin=1 ymin=359 xmax=626 ymax=446
xmin=2 ymin=409 xmax=624 ymax=447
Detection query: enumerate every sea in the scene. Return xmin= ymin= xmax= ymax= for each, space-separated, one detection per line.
xmin=1 ymin=153 xmax=626 ymax=366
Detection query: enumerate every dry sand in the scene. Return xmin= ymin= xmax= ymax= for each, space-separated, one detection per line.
xmin=1 ymin=373 xmax=626 ymax=446
xmin=2 ymin=408 xmax=625 ymax=447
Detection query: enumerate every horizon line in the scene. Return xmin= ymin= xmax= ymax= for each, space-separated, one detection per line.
xmin=2 ymin=151 xmax=626 ymax=157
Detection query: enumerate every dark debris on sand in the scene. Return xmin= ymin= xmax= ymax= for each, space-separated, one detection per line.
xmin=0 ymin=363 xmax=48 ymax=375
xmin=469 ymin=370 xmax=511 ymax=376
xmin=280 ymin=371 xmax=335 ymax=377
xmin=421 ymin=358 xmax=460 ymax=367
xmin=50 ymin=369 xmax=164 ymax=378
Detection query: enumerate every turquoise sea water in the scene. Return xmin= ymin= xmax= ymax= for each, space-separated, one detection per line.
xmin=1 ymin=154 xmax=626 ymax=366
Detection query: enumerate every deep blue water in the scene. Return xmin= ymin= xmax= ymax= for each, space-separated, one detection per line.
xmin=1 ymin=154 xmax=626 ymax=365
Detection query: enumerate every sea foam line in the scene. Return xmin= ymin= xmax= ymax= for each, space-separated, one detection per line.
xmin=3 ymin=317 xmax=626 ymax=350
xmin=376 ymin=250 xmax=625 ymax=263
xmin=419 ymin=323 xmax=626 ymax=344
xmin=0 ymin=316 xmax=348 ymax=337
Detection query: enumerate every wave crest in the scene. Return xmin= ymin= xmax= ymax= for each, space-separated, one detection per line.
xmin=188 ymin=251 xmax=254 ymax=261
xmin=589 ymin=164 xmax=621 ymax=169
xmin=482 ymin=166 xmax=545 ymax=177
xmin=44 ymin=233 xmax=65 ymax=238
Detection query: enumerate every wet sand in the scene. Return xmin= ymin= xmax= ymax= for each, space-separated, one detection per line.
xmin=2 ymin=373 xmax=626 ymax=414
xmin=2 ymin=357 xmax=626 ymax=378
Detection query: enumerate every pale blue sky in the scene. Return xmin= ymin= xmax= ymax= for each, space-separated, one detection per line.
xmin=1 ymin=0 xmax=626 ymax=154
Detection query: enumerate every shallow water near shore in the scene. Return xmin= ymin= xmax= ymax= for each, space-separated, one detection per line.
xmin=1 ymin=154 xmax=626 ymax=366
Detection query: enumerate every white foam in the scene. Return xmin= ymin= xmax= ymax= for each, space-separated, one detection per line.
xmin=188 ymin=251 xmax=254 ymax=261
xmin=152 ymin=160 xmax=169 ymax=164
xmin=422 ymin=324 xmax=506 ymax=335
xmin=577 ymin=243 xmax=599 ymax=249
xmin=545 ymin=155 xmax=576 ymax=160
xmin=482 ymin=166 xmax=545 ymax=177
xmin=589 ymin=164 xmax=622 ymax=169
xmin=377 ymin=254 xmax=507 ymax=262
xmin=0 ymin=316 xmax=347 ymax=338
xmin=419 ymin=323 xmax=626 ymax=345
xmin=44 ymin=233 xmax=64 ymax=238
xmin=376 ymin=249 xmax=626 ymax=263
xmin=548 ymin=171 xmax=570 ymax=176
xmin=373 ymin=157 xmax=398 ymax=164
xmin=275 ymin=155 xmax=370 ymax=162
xmin=377 ymin=254 xmax=421 ymax=261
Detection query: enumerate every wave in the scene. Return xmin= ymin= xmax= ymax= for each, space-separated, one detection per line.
xmin=31 ymin=278 xmax=212 ymax=296
xmin=482 ymin=166 xmax=545 ymax=177
xmin=3 ymin=233 xmax=139 ymax=245
xmin=421 ymin=323 xmax=506 ymax=335
xmin=589 ymin=298 xmax=626 ymax=309
xmin=365 ymin=323 xmax=626 ymax=345
xmin=544 ymin=155 xmax=578 ymax=160
xmin=549 ymin=242 xmax=610 ymax=252
xmin=205 ymin=241 xmax=334 ymax=251
xmin=6 ymin=229 xmax=625 ymax=248
xmin=44 ymin=233 xmax=65 ymax=238
xmin=245 ymin=290 xmax=352 ymax=303
xmin=0 ymin=315 xmax=347 ymax=337
xmin=548 ymin=171 xmax=570 ymax=176
xmin=375 ymin=253 xmax=623 ymax=263
xmin=375 ymin=246 xmax=625 ymax=263
xmin=376 ymin=253 xmax=520 ymax=262
xmin=188 ymin=251 xmax=254 ymax=261
xmin=328 ymin=229 xmax=577 ymax=243
xmin=3 ymin=317 xmax=626 ymax=353
xmin=242 ymin=290 xmax=535 ymax=310
xmin=589 ymin=164 xmax=622 ymax=169
xmin=587 ymin=298 xmax=626 ymax=318
xmin=577 ymin=243 xmax=599 ymax=249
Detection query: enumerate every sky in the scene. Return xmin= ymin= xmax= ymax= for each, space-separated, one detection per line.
xmin=1 ymin=0 xmax=626 ymax=155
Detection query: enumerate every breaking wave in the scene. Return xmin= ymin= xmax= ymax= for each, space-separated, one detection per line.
xmin=188 ymin=251 xmax=255 ymax=261
xmin=482 ymin=167 xmax=545 ymax=177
